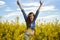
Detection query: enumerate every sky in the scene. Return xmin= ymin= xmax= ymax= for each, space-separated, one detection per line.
xmin=0 ymin=0 xmax=60 ymax=23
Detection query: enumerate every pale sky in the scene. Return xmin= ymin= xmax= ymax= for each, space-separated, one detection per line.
xmin=0 ymin=0 xmax=60 ymax=23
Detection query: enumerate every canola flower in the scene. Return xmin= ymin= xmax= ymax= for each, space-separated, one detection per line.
xmin=0 ymin=17 xmax=60 ymax=40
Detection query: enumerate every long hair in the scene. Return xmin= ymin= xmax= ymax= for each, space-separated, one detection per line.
xmin=26 ymin=12 xmax=35 ymax=24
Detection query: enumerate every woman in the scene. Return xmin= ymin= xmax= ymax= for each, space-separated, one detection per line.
xmin=17 ymin=0 xmax=42 ymax=40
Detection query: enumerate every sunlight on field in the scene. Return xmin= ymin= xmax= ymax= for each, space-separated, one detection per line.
xmin=0 ymin=17 xmax=60 ymax=40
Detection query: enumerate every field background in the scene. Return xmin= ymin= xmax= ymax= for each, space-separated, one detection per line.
xmin=0 ymin=17 xmax=60 ymax=40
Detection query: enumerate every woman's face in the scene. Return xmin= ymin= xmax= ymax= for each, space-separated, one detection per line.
xmin=29 ymin=14 xmax=34 ymax=21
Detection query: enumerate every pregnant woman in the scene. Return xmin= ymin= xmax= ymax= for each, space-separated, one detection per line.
xmin=17 ymin=0 xmax=42 ymax=40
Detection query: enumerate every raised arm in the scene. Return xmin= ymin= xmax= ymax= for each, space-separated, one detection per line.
xmin=38 ymin=0 xmax=42 ymax=11
xmin=34 ymin=0 xmax=42 ymax=21
xmin=17 ymin=0 xmax=23 ymax=10
xmin=17 ymin=0 xmax=27 ymax=21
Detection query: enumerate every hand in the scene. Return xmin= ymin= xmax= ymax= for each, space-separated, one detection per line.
xmin=17 ymin=0 xmax=23 ymax=10
xmin=40 ymin=0 xmax=42 ymax=7
xmin=17 ymin=0 xmax=20 ymax=6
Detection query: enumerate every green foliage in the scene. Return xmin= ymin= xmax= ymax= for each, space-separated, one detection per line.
xmin=0 ymin=17 xmax=60 ymax=40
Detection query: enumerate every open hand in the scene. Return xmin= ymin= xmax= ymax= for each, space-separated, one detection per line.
xmin=40 ymin=0 xmax=42 ymax=6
